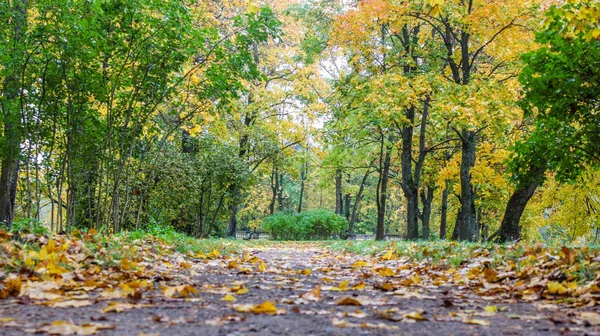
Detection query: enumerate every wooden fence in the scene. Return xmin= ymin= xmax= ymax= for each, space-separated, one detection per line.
xmin=235 ymin=231 xmax=271 ymax=240
xmin=347 ymin=234 xmax=405 ymax=241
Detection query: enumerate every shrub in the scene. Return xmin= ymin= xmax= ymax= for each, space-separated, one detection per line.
xmin=10 ymin=218 xmax=49 ymax=235
xmin=261 ymin=209 xmax=348 ymax=240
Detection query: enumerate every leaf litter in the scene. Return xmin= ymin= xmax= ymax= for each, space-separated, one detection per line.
xmin=1 ymin=231 xmax=600 ymax=334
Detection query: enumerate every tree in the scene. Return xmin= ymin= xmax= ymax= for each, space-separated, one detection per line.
xmin=412 ymin=0 xmax=539 ymax=241
xmin=496 ymin=1 xmax=600 ymax=241
xmin=0 ymin=0 xmax=29 ymax=227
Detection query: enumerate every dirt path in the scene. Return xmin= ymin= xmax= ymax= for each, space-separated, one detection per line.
xmin=1 ymin=243 xmax=598 ymax=335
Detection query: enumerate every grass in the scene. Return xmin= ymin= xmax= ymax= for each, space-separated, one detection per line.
xmin=119 ymin=227 xmax=278 ymax=256
xmin=322 ymin=240 xmax=600 ymax=283
xmin=323 ymin=240 xmax=500 ymax=265
xmin=7 ymin=220 xmax=600 ymax=283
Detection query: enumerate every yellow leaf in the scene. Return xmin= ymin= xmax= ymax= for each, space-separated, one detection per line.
xmin=547 ymin=281 xmax=568 ymax=295
xmin=251 ymin=301 xmax=278 ymax=314
xmin=484 ymin=305 xmax=497 ymax=313
xmin=221 ymin=294 xmax=236 ymax=302
xmin=236 ymin=287 xmax=248 ymax=295
xmin=404 ymin=312 xmax=428 ymax=321
xmin=235 ymin=301 xmax=280 ymax=314
xmin=377 ymin=267 xmax=395 ymax=277
xmin=47 ymin=239 xmax=56 ymax=252
xmin=0 ymin=276 xmax=21 ymax=298
xmin=247 ymin=2 xmax=260 ymax=14
xmin=351 ymin=260 xmax=368 ymax=268
xmin=463 ymin=319 xmax=490 ymax=326
xmin=163 ymin=285 xmax=198 ymax=298
xmin=208 ymin=249 xmax=220 ymax=259
xmin=381 ymin=250 xmax=395 ymax=260
xmin=36 ymin=321 xmax=100 ymax=335
xmin=102 ymin=302 xmax=150 ymax=313
xmin=351 ymin=282 xmax=366 ymax=290
xmin=428 ymin=4 xmax=442 ymax=17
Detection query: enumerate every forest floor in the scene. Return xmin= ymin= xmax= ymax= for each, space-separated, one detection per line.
xmin=1 ymin=231 xmax=600 ymax=335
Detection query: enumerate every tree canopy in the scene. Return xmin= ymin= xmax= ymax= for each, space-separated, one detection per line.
xmin=1 ymin=0 xmax=599 ymax=245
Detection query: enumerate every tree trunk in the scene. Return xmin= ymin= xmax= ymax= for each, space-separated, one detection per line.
xmin=269 ymin=166 xmax=278 ymax=215
xmin=228 ymin=43 xmax=260 ymax=238
xmin=335 ymin=169 xmax=342 ymax=215
xmin=455 ymin=129 xmax=477 ymax=241
xmin=181 ymin=129 xmax=195 ymax=153
xmin=496 ymin=166 xmax=546 ymax=242
xmin=475 ymin=207 xmax=483 ymax=242
xmin=297 ymin=160 xmax=306 ymax=213
xmin=349 ymin=170 xmax=369 ymax=234
xmin=440 ymin=179 xmax=449 ymax=239
xmin=478 ymin=207 xmax=488 ymax=242
xmin=277 ymin=173 xmax=284 ymax=210
xmin=0 ymin=158 xmax=19 ymax=227
xmin=376 ymin=135 xmax=393 ymax=241
xmin=0 ymin=0 xmax=29 ymax=228
xmin=344 ymin=192 xmax=351 ymax=221
xmin=420 ymin=185 xmax=434 ymax=240
xmin=228 ymin=185 xmax=240 ymax=238
xmin=400 ymin=106 xmax=419 ymax=240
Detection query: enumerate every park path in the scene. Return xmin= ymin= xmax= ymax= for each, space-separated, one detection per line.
xmin=0 ymin=242 xmax=597 ymax=335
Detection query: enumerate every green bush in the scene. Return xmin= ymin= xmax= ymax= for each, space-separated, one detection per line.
xmin=10 ymin=218 xmax=49 ymax=235
xmin=261 ymin=209 xmax=347 ymax=240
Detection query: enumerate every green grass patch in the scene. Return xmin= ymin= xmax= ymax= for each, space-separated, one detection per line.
xmin=322 ymin=240 xmax=600 ymax=270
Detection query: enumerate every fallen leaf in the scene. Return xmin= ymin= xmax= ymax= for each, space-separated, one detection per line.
xmin=300 ymin=287 xmax=321 ymax=302
xmin=163 ymin=285 xmax=198 ymax=298
xmin=32 ymin=321 xmax=115 ymax=335
xmin=52 ymin=300 xmax=94 ymax=308
xmin=561 ymin=246 xmax=575 ymax=264
xmin=404 ymin=311 xmax=428 ymax=321
xmin=381 ymin=250 xmax=396 ymax=260
xmin=205 ymin=314 xmax=245 ymax=326
xmin=346 ymin=309 xmax=368 ymax=318
xmin=484 ymin=305 xmax=497 ymax=313
xmin=547 ymin=281 xmax=568 ymax=295
xmin=377 ymin=267 xmax=395 ymax=277
xmin=463 ymin=319 xmax=490 ymax=326
xmin=221 ymin=294 xmax=236 ymax=302
xmin=234 ymin=301 xmax=283 ymax=315
xmin=102 ymin=302 xmax=152 ymax=313
xmin=336 ymin=296 xmax=362 ymax=306
xmin=351 ymin=261 xmax=368 ymax=268
xmin=332 ymin=318 xmax=398 ymax=330
xmin=0 ymin=276 xmax=21 ymax=299
xmin=482 ymin=268 xmax=498 ymax=283
xmin=351 ymin=282 xmax=366 ymax=290
xmin=250 ymin=301 xmax=278 ymax=314
xmin=581 ymin=312 xmax=600 ymax=326
xmin=19 ymin=281 xmax=62 ymax=300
